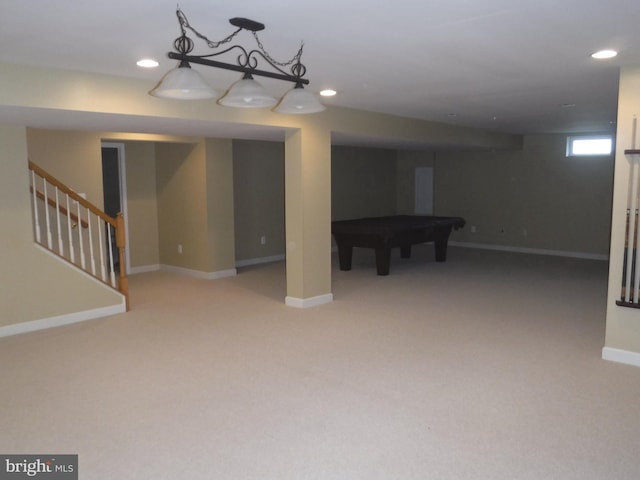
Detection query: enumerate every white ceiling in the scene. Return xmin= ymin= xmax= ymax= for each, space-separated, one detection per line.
xmin=1 ymin=0 xmax=639 ymax=141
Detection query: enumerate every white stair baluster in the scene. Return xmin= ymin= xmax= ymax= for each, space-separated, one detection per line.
xmin=31 ymin=170 xmax=41 ymax=243
xmin=66 ymin=194 xmax=75 ymax=263
xmin=76 ymin=198 xmax=86 ymax=269
xmin=54 ymin=186 xmax=64 ymax=256
xmin=98 ymin=220 xmax=107 ymax=282
xmin=43 ymin=180 xmax=53 ymax=249
xmin=42 ymin=180 xmax=53 ymax=249
xmin=87 ymin=207 xmax=96 ymax=275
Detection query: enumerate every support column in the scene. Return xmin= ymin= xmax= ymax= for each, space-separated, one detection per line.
xmin=284 ymin=127 xmax=333 ymax=307
xmin=205 ymin=138 xmax=237 ymax=277
xmin=604 ymin=65 xmax=640 ymax=368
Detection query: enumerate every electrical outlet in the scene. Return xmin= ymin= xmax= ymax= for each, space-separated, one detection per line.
xmin=178 ymin=244 xmax=183 ymax=254
xmin=260 ymin=235 xmax=266 ymax=245
xmin=470 ymin=225 xmax=477 ymax=233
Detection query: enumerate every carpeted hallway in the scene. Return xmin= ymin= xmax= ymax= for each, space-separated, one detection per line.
xmin=1 ymin=246 xmax=639 ymax=479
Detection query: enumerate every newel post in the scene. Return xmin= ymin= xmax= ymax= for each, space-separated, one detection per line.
xmin=116 ymin=212 xmax=129 ymax=310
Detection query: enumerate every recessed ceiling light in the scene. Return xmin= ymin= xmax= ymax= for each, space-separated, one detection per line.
xmin=591 ymin=49 xmax=617 ymax=59
xmin=137 ymin=58 xmax=159 ymax=68
xmin=320 ymin=89 xmax=337 ymax=97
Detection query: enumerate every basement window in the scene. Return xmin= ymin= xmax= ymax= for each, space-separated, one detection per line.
xmin=566 ymin=134 xmax=613 ymax=156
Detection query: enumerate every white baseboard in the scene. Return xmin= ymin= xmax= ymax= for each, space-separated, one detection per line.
xmin=285 ymin=293 xmax=334 ymax=308
xmin=129 ymin=264 xmax=161 ymax=275
xmin=602 ymin=347 xmax=640 ymax=368
xmin=236 ymin=254 xmax=286 ymax=268
xmin=160 ymin=264 xmax=237 ymax=280
xmin=449 ymin=241 xmax=609 ymax=261
xmin=0 ymin=303 xmax=126 ymax=338
xmin=131 ymin=256 xmax=287 ymax=274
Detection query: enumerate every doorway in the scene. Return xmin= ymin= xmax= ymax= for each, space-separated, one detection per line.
xmin=414 ymin=166 xmax=434 ymax=215
xmin=101 ymin=143 xmax=130 ymax=274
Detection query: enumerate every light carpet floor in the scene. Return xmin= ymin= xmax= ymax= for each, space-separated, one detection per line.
xmin=1 ymin=246 xmax=639 ymax=479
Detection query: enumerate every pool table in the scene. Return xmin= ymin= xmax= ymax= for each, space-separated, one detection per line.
xmin=331 ymin=215 xmax=465 ymax=275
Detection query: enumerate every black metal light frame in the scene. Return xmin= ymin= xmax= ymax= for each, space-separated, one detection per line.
xmin=166 ymin=10 xmax=309 ymax=86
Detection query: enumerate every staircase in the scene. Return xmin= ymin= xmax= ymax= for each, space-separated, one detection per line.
xmin=28 ymin=161 xmax=129 ymax=309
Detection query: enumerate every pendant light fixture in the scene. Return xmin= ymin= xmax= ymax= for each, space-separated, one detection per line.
xmin=218 ymin=73 xmax=277 ymax=108
xmin=150 ymin=61 xmax=218 ymax=100
xmin=274 ymin=83 xmax=326 ymax=114
xmin=150 ymin=8 xmax=325 ymax=114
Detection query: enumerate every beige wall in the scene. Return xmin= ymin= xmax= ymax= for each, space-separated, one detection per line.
xmin=233 ymin=140 xmax=285 ymax=261
xmin=156 ymin=141 xmax=211 ymax=271
xmin=123 ymin=141 xmax=160 ymax=269
xmin=25 ymin=133 xmax=234 ymax=274
xmin=155 ymin=139 xmax=235 ymax=274
xmin=331 ymin=136 xmax=613 ymax=256
xmin=204 ymin=138 xmax=236 ymax=273
xmin=27 ymin=129 xmax=104 ymax=209
xmin=233 ymin=142 xmax=400 ymax=262
xmin=0 ymin=125 xmax=122 ymax=327
xmin=241 ymin=136 xmax=611 ymax=259
xmin=331 ymin=146 xmax=397 ymax=220
xmin=605 ymin=66 xmax=640 ymax=358
xmin=435 ymin=134 xmax=614 ymax=254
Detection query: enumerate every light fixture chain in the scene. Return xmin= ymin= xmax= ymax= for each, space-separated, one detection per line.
xmin=178 ymin=9 xmax=242 ymax=49
xmin=176 ymin=8 xmax=303 ymax=67
xmin=252 ymin=32 xmax=304 ymax=68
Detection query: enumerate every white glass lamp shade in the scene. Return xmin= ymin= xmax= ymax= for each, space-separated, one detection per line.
xmin=218 ymin=75 xmax=277 ymax=108
xmin=274 ymin=85 xmax=326 ymax=114
xmin=149 ymin=65 xmax=217 ymax=100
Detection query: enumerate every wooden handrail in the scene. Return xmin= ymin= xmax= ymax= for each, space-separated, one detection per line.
xmin=29 ymin=161 xmax=117 ymax=227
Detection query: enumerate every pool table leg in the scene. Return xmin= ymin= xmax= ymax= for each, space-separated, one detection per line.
xmin=374 ymin=246 xmax=392 ymax=275
xmin=337 ymin=244 xmax=353 ymax=271
xmin=434 ymin=228 xmax=453 ymax=261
